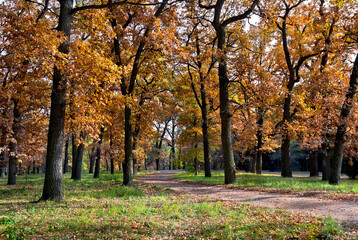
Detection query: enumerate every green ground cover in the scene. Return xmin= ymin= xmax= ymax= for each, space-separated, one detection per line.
xmin=174 ymin=171 xmax=358 ymax=195
xmin=0 ymin=172 xmax=351 ymax=239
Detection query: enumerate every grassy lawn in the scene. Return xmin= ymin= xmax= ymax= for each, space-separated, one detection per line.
xmin=0 ymin=172 xmax=352 ymax=239
xmin=174 ymin=172 xmax=358 ymax=197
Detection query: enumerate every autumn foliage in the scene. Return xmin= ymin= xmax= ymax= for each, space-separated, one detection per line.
xmin=0 ymin=0 xmax=358 ymax=194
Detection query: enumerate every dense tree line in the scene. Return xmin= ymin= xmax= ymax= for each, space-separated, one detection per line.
xmin=0 ymin=0 xmax=357 ymax=200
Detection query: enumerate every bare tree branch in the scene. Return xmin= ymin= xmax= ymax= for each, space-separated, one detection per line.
xmin=71 ymin=0 xmax=161 ymax=14
xmin=36 ymin=0 xmax=49 ymax=22
xmin=222 ymin=0 xmax=259 ymax=27
xmin=198 ymin=0 xmax=216 ymax=9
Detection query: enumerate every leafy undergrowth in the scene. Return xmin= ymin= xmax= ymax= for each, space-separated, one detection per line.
xmin=0 ymin=172 xmax=354 ymax=239
xmin=175 ymin=172 xmax=358 ymax=201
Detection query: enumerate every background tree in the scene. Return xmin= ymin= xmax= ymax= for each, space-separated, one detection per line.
xmin=199 ymin=0 xmax=258 ymax=184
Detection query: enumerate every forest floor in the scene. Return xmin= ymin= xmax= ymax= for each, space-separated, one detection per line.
xmin=0 ymin=172 xmax=356 ymax=239
xmin=138 ymin=171 xmax=358 ymax=230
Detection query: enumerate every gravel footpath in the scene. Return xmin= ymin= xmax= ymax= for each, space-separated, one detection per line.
xmin=137 ymin=171 xmax=358 ymax=225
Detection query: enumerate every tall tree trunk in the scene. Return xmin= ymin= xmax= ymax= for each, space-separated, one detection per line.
xmin=41 ymin=65 xmax=67 ymax=201
xmin=209 ymin=0 xmax=257 ymax=184
xmin=309 ymin=150 xmax=319 ymax=177
xmin=281 ymin=96 xmax=292 ymax=177
xmin=167 ymin=118 xmax=176 ymax=171
xmin=256 ymin=150 xmax=263 ymax=175
xmin=132 ymin=142 xmax=138 ymax=176
xmin=132 ymin=98 xmax=144 ymax=175
xmin=201 ymin=83 xmax=211 ymax=177
xmin=318 ymin=2 xmax=333 ymax=182
xmin=112 ymin=0 xmax=168 ymax=186
xmin=278 ymin=5 xmax=301 ymax=178
xmin=94 ymin=127 xmax=104 ymax=178
xmin=155 ymin=141 xmax=160 ymax=170
xmin=110 ymin=155 xmax=115 ymax=174
xmin=41 ymin=0 xmax=73 ymax=201
xmin=190 ymin=40 xmax=212 ymax=177
xmin=88 ymin=147 xmax=95 ymax=173
xmin=123 ymin=106 xmax=134 ymax=185
xmin=194 ymin=142 xmax=199 ymax=176
xmin=33 ymin=160 xmax=36 ymax=174
xmin=71 ymin=134 xmax=78 ymax=179
xmin=8 ymin=99 xmax=20 ymax=185
xmin=330 ymin=52 xmax=358 ymax=185
xmin=63 ymin=138 xmax=69 ymax=174
xmin=169 ymin=137 xmax=175 ymax=171
xmin=73 ymin=141 xmax=85 ymax=180
xmin=0 ymin=150 xmax=6 ymax=178
xmin=0 ymin=116 xmax=6 ymax=178
xmin=215 ymin=26 xmax=236 ymax=184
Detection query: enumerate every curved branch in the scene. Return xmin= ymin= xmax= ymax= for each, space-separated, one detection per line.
xmin=36 ymin=0 xmax=49 ymax=22
xmin=71 ymin=0 xmax=161 ymax=14
xmin=198 ymin=0 xmax=216 ymax=9
xmin=294 ymin=53 xmax=319 ymax=82
xmin=222 ymin=0 xmax=259 ymax=27
xmin=188 ymin=64 xmax=203 ymax=109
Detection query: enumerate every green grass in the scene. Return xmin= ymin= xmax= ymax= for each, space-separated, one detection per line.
xmin=0 ymin=172 xmax=353 ymax=239
xmin=174 ymin=171 xmax=358 ymax=194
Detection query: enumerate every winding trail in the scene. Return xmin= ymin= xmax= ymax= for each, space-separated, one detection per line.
xmin=138 ymin=171 xmax=358 ymax=225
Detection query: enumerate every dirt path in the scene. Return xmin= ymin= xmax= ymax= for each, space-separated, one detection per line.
xmin=137 ymin=171 xmax=358 ymax=225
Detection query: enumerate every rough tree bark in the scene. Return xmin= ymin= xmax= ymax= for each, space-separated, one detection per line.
xmin=201 ymin=86 xmax=211 ymax=177
xmin=217 ymin=26 xmax=236 ymax=184
xmin=132 ymin=97 xmax=145 ymax=175
xmin=0 ymin=100 xmax=6 ymax=178
xmin=278 ymin=7 xmax=294 ymax=178
xmin=40 ymin=0 xmax=73 ymax=201
xmin=110 ymin=0 xmax=168 ymax=185
xmin=202 ymin=0 xmax=258 ymax=184
xmin=168 ymin=119 xmax=176 ymax=171
xmin=71 ymin=134 xmax=78 ymax=179
xmin=309 ymin=150 xmax=319 ymax=177
xmin=109 ymin=138 xmax=115 ymax=174
xmin=0 ymin=151 xmax=5 ymax=178
xmin=275 ymin=1 xmax=317 ymax=177
xmin=72 ymin=132 xmax=85 ymax=180
xmin=8 ymin=99 xmax=20 ymax=185
xmin=123 ymin=106 xmax=133 ymax=183
xmin=88 ymin=147 xmax=95 ymax=174
xmin=32 ymin=160 xmax=37 ymax=174
xmin=63 ymin=138 xmax=69 ymax=174
xmin=317 ymin=1 xmax=334 ymax=181
xmin=73 ymin=142 xmax=84 ymax=180
xmin=188 ymin=39 xmax=213 ymax=177
xmin=329 ymin=52 xmax=358 ymax=185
